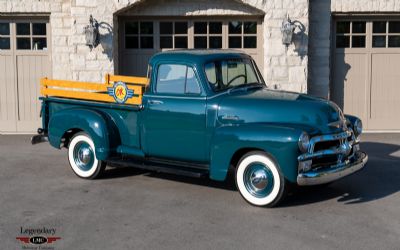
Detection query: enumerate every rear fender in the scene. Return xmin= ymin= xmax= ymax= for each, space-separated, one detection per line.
xmin=48 ymin=108 xmax=119 ymax=160
xmin=209 ymin=124 xmax=302 ymax=183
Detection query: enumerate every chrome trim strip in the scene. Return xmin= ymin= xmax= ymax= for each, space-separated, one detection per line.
xmin=308 ymin=130 xmax=351 ymax=153
xmin=297 ymin=152 xmax=368 ymax=186
xmin=298 ymin=146 xmax=350 ymax=161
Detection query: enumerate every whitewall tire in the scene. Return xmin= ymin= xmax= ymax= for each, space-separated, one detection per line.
xmin=68 ymin=132 xmax=106 ymax=179
xmin=235 ymin=151 xmax=286 ymax=207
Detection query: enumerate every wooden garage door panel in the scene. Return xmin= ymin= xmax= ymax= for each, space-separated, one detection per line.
xmin=0 ymin=55 xmax=17 ymax=132
xmin=16 ymin=55 xmax=50 ymax=132
xmin=332 ymin=53 xmax=368 ymax=123
xmin=332 ymin=18 xmax=400 ymax=130
xmin=122 ymin=51 xmax=154 ymax=77
xmin=369 ymin=53 xmax=400 ymax=130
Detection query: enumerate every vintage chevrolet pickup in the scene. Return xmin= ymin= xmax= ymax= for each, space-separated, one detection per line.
xmin=32 ymin=50 xmax=368 ymax=207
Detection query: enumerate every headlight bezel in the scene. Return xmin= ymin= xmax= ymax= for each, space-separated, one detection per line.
xmin=298 ymin=132 xmax=310 ymax=153
xmin=354 ymin=119 xmax=363 ymax=136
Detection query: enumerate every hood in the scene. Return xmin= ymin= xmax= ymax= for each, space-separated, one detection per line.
xmin=217 ymin=88 xmax=344 ymax=134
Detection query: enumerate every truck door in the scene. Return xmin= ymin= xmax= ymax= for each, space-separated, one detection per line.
xmin=142 ymin=63 xmax=207 ymax=162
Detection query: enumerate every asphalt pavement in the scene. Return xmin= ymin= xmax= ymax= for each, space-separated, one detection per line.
xmin=0 ymin=133 xmax=399 ymax=250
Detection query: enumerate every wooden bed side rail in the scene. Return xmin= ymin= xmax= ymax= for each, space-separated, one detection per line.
xmin=40 ymin=74 xmax=150 ymax=105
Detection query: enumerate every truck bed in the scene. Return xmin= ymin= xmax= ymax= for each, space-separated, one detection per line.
xmin=43 ymin=96 xmax=143 ymax=150
xmin=40 ymin=74 xmax=149 ymax=151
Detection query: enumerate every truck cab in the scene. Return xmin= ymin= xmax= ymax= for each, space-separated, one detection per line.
xmin=33 ymin=50 xmax=368 ymax=207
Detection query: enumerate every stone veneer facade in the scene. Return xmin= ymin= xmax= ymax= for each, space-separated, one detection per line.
xmin=0 ymin=0 xmax=309 ymax=93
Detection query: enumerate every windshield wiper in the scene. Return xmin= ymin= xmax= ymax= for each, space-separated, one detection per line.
xmin=227 ymin=82 xmax=264 ymax=93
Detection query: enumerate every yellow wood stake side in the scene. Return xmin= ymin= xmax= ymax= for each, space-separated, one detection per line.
xmin=40 ymin=74 xmax=149 ymax=105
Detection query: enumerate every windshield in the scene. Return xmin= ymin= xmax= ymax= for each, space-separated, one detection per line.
xmin=204 ymin=58 xmax=264 ymax=92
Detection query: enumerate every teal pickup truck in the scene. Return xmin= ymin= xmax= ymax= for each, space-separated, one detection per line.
xmin=32 ymin=50 xmax=368 ymax=207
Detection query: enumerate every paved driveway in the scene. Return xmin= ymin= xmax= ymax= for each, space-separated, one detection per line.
xmin=0 ymin=134 xmax=399 ymax=250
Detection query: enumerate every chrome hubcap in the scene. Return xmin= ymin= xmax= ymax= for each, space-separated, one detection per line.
xmin=243 ymin=163 xmax=274 ymax=198
xmin=78 ymin=147 xmax=91 ymax=165
xmin=73 ymin=141 xmax=94 ymax=171
xmin=250 ymin=169 xmax=268 ymax=190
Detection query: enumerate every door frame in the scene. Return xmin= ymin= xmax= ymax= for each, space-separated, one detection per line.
xmin=0 ymin=15 xmax=51 ymax=133
xmin=330 ymin=14 xmax=400 ymax=131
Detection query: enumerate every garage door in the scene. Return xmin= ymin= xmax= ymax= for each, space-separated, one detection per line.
xmin=0 ymin=18 xmax=51 ymax=133
xmin=332 ymin=18 xmax=400 ymax=131
xmin=119 ymin=18 xmax=263 ymax=77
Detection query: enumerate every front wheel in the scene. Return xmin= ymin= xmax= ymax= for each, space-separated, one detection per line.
xmin=235 ymin=151 xmax=286 ymax=207
xmin=68 ymin=132 xmax=106 ymax=179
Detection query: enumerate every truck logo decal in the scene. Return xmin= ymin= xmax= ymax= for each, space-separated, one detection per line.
xmin=107 ymin=81 xmax=134 ymax=104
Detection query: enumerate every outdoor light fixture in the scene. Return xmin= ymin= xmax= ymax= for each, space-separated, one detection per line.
xmin=84 ymin=15 xmax=100 ymax=49
xmin=281 ymin=14 xmax=296 ymax=49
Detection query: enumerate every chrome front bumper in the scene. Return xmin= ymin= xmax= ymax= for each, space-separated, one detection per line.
xmin=296 ymin=128 xmax=368 ymax=186
xmin=297 ymin=152 xmax=368 ymax=186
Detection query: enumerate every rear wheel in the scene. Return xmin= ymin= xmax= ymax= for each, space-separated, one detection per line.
xmin=235 ymin=151 xmax=286 ymax=207
xmin=68 ymin=132 xmax=106 ymax=179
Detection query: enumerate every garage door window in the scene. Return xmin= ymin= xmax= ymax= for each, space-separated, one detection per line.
xmin=120 ymin=18 xmax=262 ymax=77
xmin=336 ymin=21 xmax=366 ymax=48
xmin=228 ymin=21 xmax=257 ymax=49
xmin=193 ymin=21 xmax=223 ymax=49
xmin=125 ymin=21 xmax=154 ymax=49
xmin=372 ymin=21 xmax=400 ymax=48
xmin=0 ymin=22 xmax=10 ymax=50
xmin=159 ymin=21 xmax=188 ymax=49
xmin=15 ymin=22 xmax=47 ymax=50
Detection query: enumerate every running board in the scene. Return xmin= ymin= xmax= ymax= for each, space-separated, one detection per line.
xmin=107 ymin=157 xmax=209 ymax=178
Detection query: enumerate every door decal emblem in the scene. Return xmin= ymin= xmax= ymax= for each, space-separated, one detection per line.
xmin=107 ymin=81 xmax=134 ymax=104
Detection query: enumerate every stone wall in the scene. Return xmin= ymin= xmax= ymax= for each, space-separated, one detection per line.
xmin=0 ymin=0 xmax=309 ymax=93
xmin=260 ymin=0 xmax=309 ymax=93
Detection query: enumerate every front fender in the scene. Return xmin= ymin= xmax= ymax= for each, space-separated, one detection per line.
xmin=48 ymin=108 xmax=115 ymax=160
xmin=209 ymin=124 xmax=303 ymax=183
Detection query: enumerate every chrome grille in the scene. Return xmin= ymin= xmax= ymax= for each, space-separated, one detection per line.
xmin=298 ymin=129 xmax=356 ymax=163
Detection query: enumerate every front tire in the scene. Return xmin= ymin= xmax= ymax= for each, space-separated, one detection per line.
xmin=235 ymin=151 xmax=286 ymax=207
xmin=68 ymin=132 xmax=106 ymax=179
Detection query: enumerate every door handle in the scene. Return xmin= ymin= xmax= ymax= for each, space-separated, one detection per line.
xmin=148 ymin=100 xmax=163 ymax=105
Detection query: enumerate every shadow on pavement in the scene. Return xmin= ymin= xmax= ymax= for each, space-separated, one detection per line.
xmin=281 ymin=141 xmax=400 ymax=206
xmin=102 ymin=163 xmax=237 ymax=191
xmin=101 ymin=141 xmax=400 ymax=206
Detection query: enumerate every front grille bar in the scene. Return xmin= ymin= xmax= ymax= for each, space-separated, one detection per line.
xmin=307 ymin=130 xmax=352 ymax=154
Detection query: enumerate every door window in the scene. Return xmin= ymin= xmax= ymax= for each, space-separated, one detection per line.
xmin=228 ymin=21 xmax=257 ymax=49
xmin=125 ymin=21 xmax=154 ymax=49
xmin=159 ymin=21 xmax=188 ymax=49
xmin=156 ymin=64 xmax=201 ymax=95
xmin=15 ymin=22 xmax=47 ymax=50
xmin=193 ymin=21 xmax=223 ymax=49
xmin=0 ymin=22 xmax=10 ymax=50
xmin=372 ymin=21 xmax=400 ymax=48
xmin=335 ymin=21 xmax=366 ymax=48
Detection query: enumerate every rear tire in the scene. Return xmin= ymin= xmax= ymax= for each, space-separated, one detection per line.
xmin=235 ymin=151 xmax=286 ymax=207
xmin=68 ymin=132 xmax=106 ymax=179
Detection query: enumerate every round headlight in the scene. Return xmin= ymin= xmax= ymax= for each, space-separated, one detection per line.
xmin=354 ymin=119 xmax=363 ymax=136
xmin=298 ymin=132 xmax=310 ymax=153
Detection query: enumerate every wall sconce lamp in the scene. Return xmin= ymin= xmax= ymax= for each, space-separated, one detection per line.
xmin=84 ymin=15 xmax=100 ymax=50
xmin=281 ymin=14 xmax=296 ymax=49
